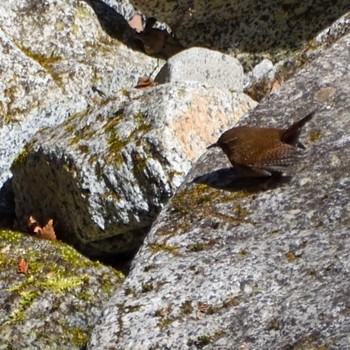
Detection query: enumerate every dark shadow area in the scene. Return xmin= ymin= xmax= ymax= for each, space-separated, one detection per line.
xmin=91 ymin=248 xmax=140 ymax=275
xmin=82 ymin=0 xmax=183 ymax=59
xmin=192 ymin=167 xmax=292 ymax=192
xmin=0 ymin=178 xmax=15 ymax=228
xmin=83 ymin=0 xmax=140 ymax=48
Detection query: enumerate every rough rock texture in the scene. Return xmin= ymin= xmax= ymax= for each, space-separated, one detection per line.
xmin=0 ymin=0 xmax=159 ymax=211
xmin=243 ymin=59 xmax=277 ymax=102
xmin=131 ymin=0 xmax=350 ymax=65
xmin=155 ymin=47 xmax=244 ymax=91
xmin=11 ymin=82 xmax=256 ymax=256
xmin=0 ymin=229 xmax=124 ymax=350
xmin=88 ymin=34 xmax=350 ymax=350
xmin=97 ymin=0 xmax=138 ymax=20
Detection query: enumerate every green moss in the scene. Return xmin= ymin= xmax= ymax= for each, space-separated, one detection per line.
xmin=233 ymin=204 xmax=251 ymax=219
xmin=171 ymin=183 xmax=211 ymax=216
xmin=104 ymin=114 xmax=127 ymax=166
xmin=101 ymin=272 xmax=124 ymax=294
xmin=41 ymin=274 xmax=90 ymax=293
xmin=141 ymin=282 xmax=154 ymax=293
xmin=195 ymin=335 xmax=211 ymax=346
xmin=124 ymin=304 xmax=141 ymax=313
xmin=157 ymin=317 xmax=174 ymax=329
xmin=155 ymin=305 xmax=176 ymax=329
xmin=56 ymin=243 xmax=100 ymax=269
xmin=8 ymin=275 xmax=35 ymax=293
xmin=17 ymin=44 xmax=64 ymax=88
xmin=223 ymin=296 xmax=242 ymax=308
xmin=9 ymin=290 xmax=39 ymax=322
xmin=149 ymin=243 xmax=179 ymax=255
xmin=78 ymin=144 xmax=89 ymax=153
xmin=121 ymin=89 xmax=130 ymax=98
xmin=187 ymin=239 xmax=218 ymax=252
xmin=0 ymin=229 xmax=22 ymax=244
xmin=77 ymin=292 xmax=93 ymax=301
xmin=124 ymin=287 xmax=135 ymax=296
xmin=188 ymin=332 xmax=225 ymax=347
xmin=13 ymin=148 xmax=29 ymax=165
xmin=285 ymin=251 xmax=302 ymax=262
xmin=20 ymin=47 xmax=61 ymax=67
xmin=75 ymin=5 xmax=91 ymax=20
xmin=158 ymin=184 xmax=253 ymax=238
xmin=67 ymin=327 xmax=89 ymax=347
xmin=180 ymin=300 xmax=193 ymax=315
xmin=309 ymin=129 xmax=322 ymax=142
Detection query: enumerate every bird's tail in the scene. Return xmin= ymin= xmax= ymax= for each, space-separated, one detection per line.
xmin=281 ymin=110 xmax=316 ymax=146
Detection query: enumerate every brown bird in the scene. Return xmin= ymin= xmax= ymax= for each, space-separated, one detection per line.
xmin=207 ymin=111 xmax=315 ymax=177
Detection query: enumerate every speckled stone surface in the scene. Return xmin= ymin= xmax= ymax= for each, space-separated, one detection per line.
xmin=155 ymin=47 xmax=244 ymax=91
xmin=131 ymin=0 xmax=350 ymax=66
xmin=0 ymin=229 xmax=124 ymax=350
xmin=11 ymin=82 xmax=256 ymax=256
xmin=0 ymin=0 xmax=159 ymax=212
xmin=88 ymin=33 xmax=350 ymax=350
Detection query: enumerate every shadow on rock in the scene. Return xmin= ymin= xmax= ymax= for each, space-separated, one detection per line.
xmin=83 ymin=0 xmax=183 ymax=59
xmin=0 ymin=178 xmax=15 ymax=228
xmin=191 ymin=167 xmax=292 ymax=192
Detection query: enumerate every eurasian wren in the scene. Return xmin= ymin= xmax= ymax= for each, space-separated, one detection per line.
xmin=208 ymin=111 xmax=315 ymax=177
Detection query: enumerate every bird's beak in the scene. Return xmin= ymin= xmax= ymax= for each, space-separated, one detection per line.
xmin=207 ymin=142 xmax=219 ymax=149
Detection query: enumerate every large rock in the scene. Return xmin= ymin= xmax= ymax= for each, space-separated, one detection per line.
xmin=0 ymin=229 xmax=124 ymax=350
xmin=88 ymin=33 xmax=350 ymax=350
xmin=130 ymin=0 xmax=350 ymax=53
xmin=11 ymin=82 xmax=256 ymax=256
xmin=155 ymin=47 xmax=244 ymax=91
xmin=0 ymin=0 xmax=159 ymax=212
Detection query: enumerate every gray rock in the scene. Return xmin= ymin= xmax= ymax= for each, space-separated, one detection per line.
xmin=88 ymin=32 xmax=350 ymax=350
xmin=244 ymin=58 xmax=276 ymax=89
xmin=130 ymin=0 xmax=350 ymax=66
xmin=243 ymin=58 xmax=278 ymax=102
xmin=11 ymin=82 xmax=256 ymax=256
xmin=156 ymin=47 xmax=244 ymax=91
xmin=0 ymin=229 xmax=124 ymax=350
xmin=97 ymin=0 xmax=139 ymax=20
xmin=0 ymin=0 xmax=159 ymax=212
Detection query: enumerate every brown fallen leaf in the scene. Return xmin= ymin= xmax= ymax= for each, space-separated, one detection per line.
xmin=27 ymin=216 xmax=57 ymax=241
xmin=18 ymin=258 xmax=29 ymax=274
xmin=135 ymin=76 xmax=158 ymax=89
xmin=38 ymin=219 xmax=56 ymax=240
xmin=271 ymin=78 xmax=282 ymax=91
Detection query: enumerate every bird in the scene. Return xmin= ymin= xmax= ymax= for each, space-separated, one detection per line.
xmin=207 ymin=111 xmax=315 ymax=177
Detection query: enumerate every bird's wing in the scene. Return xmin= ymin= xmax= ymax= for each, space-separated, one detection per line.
xmin=251 ymin=143 xmax=305 ymax=168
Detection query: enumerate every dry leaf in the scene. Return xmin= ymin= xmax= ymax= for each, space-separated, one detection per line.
xmin=271 ymin=78 xmax=282 ymax=91
xmin=27 ymin=216 xmax=57 ymax=241
xmin=38 ymin=219 xmax=56 ymax=241
xmin=18 ymin=258 xmax=29 ymax=274
xmin=135 ymin=76 xmax=157 ymax=89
